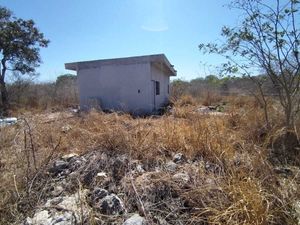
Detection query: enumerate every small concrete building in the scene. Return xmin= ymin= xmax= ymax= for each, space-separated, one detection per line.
xmin=65 ymin=54 xmax=176 ymax=114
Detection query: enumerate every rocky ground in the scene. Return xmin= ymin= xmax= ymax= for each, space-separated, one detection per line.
xmin=22 ymin=150 xmax=209 ymax=225
xmin=19 ymin=148 xmax=300 ymax=225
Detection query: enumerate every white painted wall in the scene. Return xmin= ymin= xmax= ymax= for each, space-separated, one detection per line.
xmin=78 ymin=62 xmax=153 ymax=114
xmin=77 ymin=61 xmax=171 ymax=115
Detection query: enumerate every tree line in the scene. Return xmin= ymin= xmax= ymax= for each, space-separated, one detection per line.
xmin=171 ymin=74 xmax=277 ymax=99
xmin=3 ymin=74 xmax=78 ymax=112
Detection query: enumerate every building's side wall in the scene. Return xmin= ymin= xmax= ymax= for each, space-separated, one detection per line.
xmin=78 ymin=62 xmax=153 ymax=114
xmin=150 ymin=64 xmax=170 ymax=110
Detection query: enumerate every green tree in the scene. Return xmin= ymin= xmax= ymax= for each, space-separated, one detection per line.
xmin=170 ymin=79 xmax=190 ymax=99
xmin=0 ymin=6 xmax=49 ymax=114
xmin=199 ymin=0 xmax=300 ymax=129
xmin=55 ymin=74 xmax=77 ymax=86
xmin=55 ymin=74 xmax=78 ymax=106
xmin=205 ymin=75 xmax=221 ymax=86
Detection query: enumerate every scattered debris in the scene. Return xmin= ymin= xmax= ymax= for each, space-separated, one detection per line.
xmin=61 ymin=124 xmax=72 ymax=133
xmin=70 ymin=108 xmax=79 ymax=113
xmin=173 ymin=153 xmax=186 ymax=164
xmin=0 ymin=117 xmax=17 ymax=127
xmin=197 ymin=106 xmax=213 ymax=114
xmin=96 ymin=172 xmax=108 ymax=178
xmin=196 ymin=105 xmax=227 ymax=116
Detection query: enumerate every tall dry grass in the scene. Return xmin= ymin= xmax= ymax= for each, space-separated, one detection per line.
xmin=0 ymin=96 xmax=299 ymax=224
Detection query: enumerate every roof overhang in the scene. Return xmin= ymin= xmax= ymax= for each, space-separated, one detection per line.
xmin=151 ymin=55 xmax=177 ymax=76
xmin=65 ymin=62 xmax=78 ymax=71
xmin=65 ymin=54 xmax=177 ymax=76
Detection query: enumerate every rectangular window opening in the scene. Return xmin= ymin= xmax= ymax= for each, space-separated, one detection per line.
xmin=155 ymin=81 xmax=160 ymax=95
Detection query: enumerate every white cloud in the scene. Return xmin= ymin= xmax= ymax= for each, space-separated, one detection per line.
xmin=134 ymin=0 xmax=168 ymax=32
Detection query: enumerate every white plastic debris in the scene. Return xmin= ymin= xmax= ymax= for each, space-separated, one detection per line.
xmin=96 ymin=172 xmax=108 ymax=178
xmin=70 ymin=108 xmax=79 ymax=113
xmin=0 ymin=117 xmax=17 ymax=127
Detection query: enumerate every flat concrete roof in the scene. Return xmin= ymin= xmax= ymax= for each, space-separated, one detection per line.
xmin=65 ymin=54 xmax=177 ymax=76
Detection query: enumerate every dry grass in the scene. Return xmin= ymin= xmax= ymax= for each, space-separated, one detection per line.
xmin=0 ymin=96 xmax=299 ymax=224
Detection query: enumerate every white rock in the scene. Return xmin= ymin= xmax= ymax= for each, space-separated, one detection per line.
xmin=123 ymin=214 xmax=146 ymax=225
xmin=49 ymin=211 xmax=75 ymax=225
xmin=31 ymin=210 xmax=51 ymax=225
xmin=165 ymin=161 xmax=177 ymax=172
xmin=25 ymin=191 xmax=88 ymax=225
xmin=294 ymin=201 xmax=300 ymax=225
xmin=172 ymin=172 xmax=190 ymax=183
xmin=25 ymin=209 xmax=76 ymax=225
xmin=155 ymin=166 xmax=161 ymax=172
xmin=51 ymin=185 xmax=64 ymax=197
xmin=61 ymin=153 xmax=78 ymax=160
xmin=197 ymin=106 xmax=211 ymax=114
xmin=136 ymin=164 xmax=145 ymax=173
xmin=61 ymin=125 xmax=72 ymax=133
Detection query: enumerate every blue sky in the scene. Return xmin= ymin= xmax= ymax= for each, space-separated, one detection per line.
xmin=1 ymin=0 xmax=240 ymax=82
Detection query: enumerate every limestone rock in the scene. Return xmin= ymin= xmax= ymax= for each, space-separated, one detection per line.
xmin=24 ymin=191 xmax=88 ymax=225
xmin=136 ymin=164 xmax=145 ymax=174
xmin=91 ymin=188 xmax=125 ymax=215
xmin=293 ymin=201 xmax=300 ymax=225
xmin=49 ymin=160 xmax=69 ymax=175
xmin=172 ymin=172 xmax=190 ymax=183
xmin=98 ymin=193 xmax=125 ymax=215
xmin=165 ymin=161 xmax=177 ymax=172
xmin=50 ymin=185 xmax=64 ymax=197
xmin=25 ymin=209 xmax=77 ymax=225
xmin=123 ymin=214 xmax=146 ymax=225
xmin=91 ymin=188 xmax=109 ymax=203
xmin=61 ymin=153 xmax=78 ymax=161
